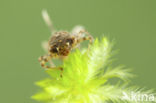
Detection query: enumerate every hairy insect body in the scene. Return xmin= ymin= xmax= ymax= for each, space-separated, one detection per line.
xmin=38 ymin=10 xmax=93 ymax=77
xmin=49 ymin=31 xmax=75 ymax=57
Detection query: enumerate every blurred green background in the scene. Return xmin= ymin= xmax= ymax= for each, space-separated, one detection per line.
xmin=0 ymin=0 xmax=156 ymax=103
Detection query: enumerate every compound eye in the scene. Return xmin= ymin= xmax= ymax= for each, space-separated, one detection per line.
xmin=52 ymin=48 xmax=57 ymax=53
xmin=66 ymin=38 xmax=74 ymax=45
xmin=50 ymin=45 xmax=58 ymax=53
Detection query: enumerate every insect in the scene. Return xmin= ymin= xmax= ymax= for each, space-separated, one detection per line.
xmin=38 ymin=10 xmax=94 ymax=76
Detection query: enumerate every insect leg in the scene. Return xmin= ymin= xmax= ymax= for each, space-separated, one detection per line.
xmin=38 ymin=54 xmax=63 ymax=77
xmin=42 ymin=9 xmax=54 ymax=33
xmin=38 ymin=54 xmax=54 ymax=69
xmin=71 ymin=25 xmax=85 ymax=35
xmin=78 ymin=30 xmax=94 ymax=44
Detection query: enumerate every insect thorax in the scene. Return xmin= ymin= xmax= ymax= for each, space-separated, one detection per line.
xmin=48 ymin=31 xmax=75 ymax=56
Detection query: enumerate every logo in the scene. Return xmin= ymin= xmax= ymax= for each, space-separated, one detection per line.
xmin=121 ymin=91 xmax=155 ymax=102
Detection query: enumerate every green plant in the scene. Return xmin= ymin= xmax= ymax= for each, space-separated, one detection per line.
xmin=32 ymin=37 xmax=155 ymax=103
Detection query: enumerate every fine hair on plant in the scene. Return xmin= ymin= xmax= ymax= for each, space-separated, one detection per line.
xmin=32 ymin=10 xmax=155 ymax=103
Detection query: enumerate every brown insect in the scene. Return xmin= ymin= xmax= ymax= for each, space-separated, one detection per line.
xmin=38 ymin=10 xmax=93 ymax=76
